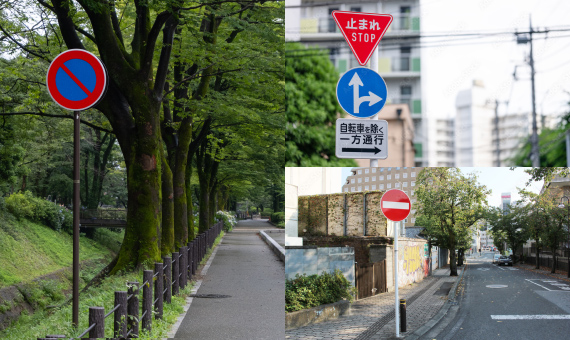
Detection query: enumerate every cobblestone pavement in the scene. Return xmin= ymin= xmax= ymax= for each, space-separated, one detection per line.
xmin=286 ymin=267 xmax=460 ymax=340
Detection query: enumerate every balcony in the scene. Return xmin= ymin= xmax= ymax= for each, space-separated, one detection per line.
xmin=378 ymin=57 xmax=421 ymax=77
xmin=299 ymin=15 xmax=420 ymax=40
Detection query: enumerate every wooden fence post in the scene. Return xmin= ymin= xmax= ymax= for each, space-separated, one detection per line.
xmin=192 ymin=240 xmax=197 ymax=274
xmin=179 ymin=247 xmax=186 ymax=289
xmin=114 ymin=291 xmax=127 ymax=338
xmin=187 ymin=242 xmax=193 ymax=282
xmin=142 ymin=270 xmax=153 ymax=332
xmin=127 ymin=281 xmax=139 ymax=338
xmin=172 ymin=252 xmax=179 ymax=295
xmin=163 ymin=256 xmax=172 ymax=304
xmin=154 ymin=262 xmax=164 ymax=319
xmin=89 ymin=307 xmax=105 ymax=338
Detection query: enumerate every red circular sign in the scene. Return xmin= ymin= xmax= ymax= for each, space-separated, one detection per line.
xmin=46 ymin=49 xmax=107 ymax=111
xmin=380 ymin=189 xmax=411 ymax=222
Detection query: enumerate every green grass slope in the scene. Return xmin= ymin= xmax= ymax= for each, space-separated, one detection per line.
xmin=0 ymin=212 xmax=122 ymax=288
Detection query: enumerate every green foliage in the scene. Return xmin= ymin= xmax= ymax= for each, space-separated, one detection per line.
xmin=271 ymin=212 xmax=285 ymax=224
xmin=5 ymin=191 xmax=72 ymax=233
xmin=285 ymin=269 xmax=355 ymax=312
xmin=215 ymin=211 xmax=237 ymax=232
xmin=285 ymin=42 xmax=357 ymax=167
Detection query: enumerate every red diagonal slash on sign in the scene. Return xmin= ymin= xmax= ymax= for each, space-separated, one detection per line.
xmin=60 ymin=63 xmax=92 ymax=96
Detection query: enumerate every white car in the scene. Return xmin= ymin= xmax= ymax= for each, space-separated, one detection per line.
xmin=493 ymin=254 xmax=501 ymax=264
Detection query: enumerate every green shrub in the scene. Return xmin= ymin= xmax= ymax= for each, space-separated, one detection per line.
xmin=271 ymin=212 xmax=284 ymax=224
xmin=215 ymin=211 xmax=237 ymax=232
xmin=5 ymin=192 xmax=72 ymax=233
xmin=285 ymin=269 xmax=355 ymax=312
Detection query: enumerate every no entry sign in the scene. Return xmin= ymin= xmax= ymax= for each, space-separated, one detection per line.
xmin=380 ymin=189 xmax=411 ymax=222
xmin=332 ymin=11 xmax=393 ymax=66
xmin=46 ymin=49 xmax=108 ymax=111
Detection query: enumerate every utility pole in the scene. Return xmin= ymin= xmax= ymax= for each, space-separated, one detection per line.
xmin=529 ymin=16 xmax=539 ymax=167
xmin=494 ymin=100 xmax=500 ymax=167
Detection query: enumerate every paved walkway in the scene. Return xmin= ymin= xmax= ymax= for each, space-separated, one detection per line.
xmin=286 ymin=266 xmax=463 ymax=340
xmin=173 ymin=220 xmax=284 ymax=339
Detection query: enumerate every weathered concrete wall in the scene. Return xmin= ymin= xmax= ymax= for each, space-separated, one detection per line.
xmin=286 ymin=300 xmax=351 ymax=330
xmin=285 ymin=247 xmax=355 ymax=286
xmin=298 ymin=191 xmax=388 ymax=237
xmin=397 ymin=239 xmax=429 ymax=286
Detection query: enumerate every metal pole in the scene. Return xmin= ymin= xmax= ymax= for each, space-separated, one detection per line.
xmin=529 ymin=16 xmax=539 ymax=167
xmin=495 ymin=100 xmax=500 ymax=166
xmin=394 ymin=220 xmax=400 ymax=337
xmin=73 ymin=110 xmax=80 ymax=327
xmin=566 ymin=130 xmax=570 ymax=167
xmin=370 ymin=45 xmax=379 ymax=168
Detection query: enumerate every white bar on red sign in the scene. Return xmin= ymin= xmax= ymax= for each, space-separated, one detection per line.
xmin=382 ymin=201 xmax=409 ymax=210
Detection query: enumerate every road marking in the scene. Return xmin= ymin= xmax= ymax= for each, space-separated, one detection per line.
xmin=497 ymin=266 xmax=505 ymax=270
xmin=525 ymin=279 xmax=553 ymax=291
xmin=477 ymin=268 xmax=490 ymax=271
xmin=491 ymin=315 xmax=570 ymax=320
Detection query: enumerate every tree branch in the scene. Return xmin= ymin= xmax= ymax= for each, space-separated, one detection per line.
xmin=0 ymin=112 xmax=113 ymax=133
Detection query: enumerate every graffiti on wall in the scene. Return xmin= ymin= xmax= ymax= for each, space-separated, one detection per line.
xmin=399 ymin=242 xmax=428 ymax=286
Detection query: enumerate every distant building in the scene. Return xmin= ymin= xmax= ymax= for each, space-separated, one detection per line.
xmin=501 ymin=192 xmax=511 ymax=215
xmin=427 ymin=116 xmax=455 ymax=167
xmin=342 ymin=167 xmax=424 ymax=228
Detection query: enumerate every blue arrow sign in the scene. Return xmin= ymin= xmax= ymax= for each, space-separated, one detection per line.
xmin=336 ymin=67 xmax=387 ymax=118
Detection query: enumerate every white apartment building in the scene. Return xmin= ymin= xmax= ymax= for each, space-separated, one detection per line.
xmin=286 ymin=0 xmax=426 ymax=166
xmin=427 ymin=116 xmax=455 ymax=167
xmin=341 ymin=167 xmax=424 ymax=227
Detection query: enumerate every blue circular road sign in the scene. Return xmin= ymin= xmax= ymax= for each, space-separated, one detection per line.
xmin=336 ymin=67 xmax=387 ymax=118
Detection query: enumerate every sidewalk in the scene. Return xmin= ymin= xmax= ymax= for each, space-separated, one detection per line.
xmin=515 ymin=262 xmax=570 ymax=282
xmin=171 ymin=220 xmax=285 ymax=339
xmin=285 ymin=266 xmax=465 ymax=340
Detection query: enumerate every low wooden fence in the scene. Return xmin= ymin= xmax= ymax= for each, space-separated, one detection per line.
xmin=355 ymin=261 xmax=387 ymax=300
xmin=37 ymin=221 xmax=224 ymax=340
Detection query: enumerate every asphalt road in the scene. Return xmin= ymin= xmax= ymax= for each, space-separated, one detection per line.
xmin=424 ymin=252 xmax=570 ymax=340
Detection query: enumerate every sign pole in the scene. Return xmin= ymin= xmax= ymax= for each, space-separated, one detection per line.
xmin=73 ymin=110 xmax=80 ymax=327
xmin=394 ymin=220 xmax=400 ymax=337
xmin=370 ymin=46 xmax=379 ymax=168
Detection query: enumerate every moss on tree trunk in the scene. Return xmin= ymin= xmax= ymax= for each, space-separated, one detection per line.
xmin=161 ymin=149 xmax=175 ymax=255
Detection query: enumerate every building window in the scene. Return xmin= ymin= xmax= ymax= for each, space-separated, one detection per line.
xmin=358 ymin=186 xmax=362 ymax=191
xmin=351 ymin=179 xmax=355 ymax=184
xmin=387 ymin=183 xmax=392 ymax=189
xmin=403 ymin=182 xmax=408 ymax=187
xmin=372 ymin=185 xmax=376 ymax=190
xmin=380 ymin=184 xmax=384 ymax=190
xmin=396 ymin=183 xmax=400 ymax=188
xmin=365 ymin=185 xmax=369 ymax=190
xmin=372 ymin=176 xmax=376 ymax=181
xmin=365 ymin=168 xmax=369 ymax=174
xmin=411 ymin=190 xmax=414 ymax=196
xmin=380 ymin=175 xmax=384 ymax=180
xmin=412 ymin=209 xmax=416 ymax=214
xmin=351 ymin=187 xmax=356 ymax=192
xmin=411 ymin=181 xmax=415 ymax=186
xmin=350 ymin=6 xmax=361 ymax=12
xmin=395 ymin=174 xmax=400 ymax=179
xmin=411 ymin=172 xmax=416 ymax=177
xmin=387 ymin=175 xmax=391 ymax=180
xmin=412 ymin=218 xmax=416 ymax=223
xmin=358 ymin=170 xmax=362 ymax=175
xmin=403 ymin=173 xmax=408 ymax=178
xmin=358 ymin=178 xmax=362 ymax=183
xmin=372 ymin=168 xmax=377 ymax=173
xmin=365 ymin=177 xmax=369 ymax=182
xmin=380 ymin=168 xmax=384 ymax=172
xmin=345 ymin=188 xmax=348 ymax=192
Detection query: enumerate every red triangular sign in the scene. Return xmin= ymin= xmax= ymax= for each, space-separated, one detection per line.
xmin=332 ymin=11 xmax=393 ymax=66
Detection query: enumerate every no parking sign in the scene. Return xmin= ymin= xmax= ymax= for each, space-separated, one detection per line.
xmin=46 ymin=49 xmax=108 ymax=111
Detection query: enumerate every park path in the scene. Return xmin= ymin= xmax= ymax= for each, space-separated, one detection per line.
xmin=173 ymin=219 xmax=284 ymax=339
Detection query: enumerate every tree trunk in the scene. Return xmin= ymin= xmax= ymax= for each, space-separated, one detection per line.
xmin=449 ymin=247 xmax=458 ymax=276
xmin=172 ymin=119 xmax=192 ymax=248
xmin=552 ymin=253 xmax=556 ymax=273
xmin=186 ymin=163 xmax=195 ymax=241
xmin=457 ymin=249 xmax=464 ymax=266
xmin=536 ymin=246 xmax=540 ymax=269
xmin=161 ymin=149 xmax=174 ymax=255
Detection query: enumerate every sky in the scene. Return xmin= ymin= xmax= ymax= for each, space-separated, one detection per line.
xmin=340 ymin=167 xmax=544 ymax=205
xmin=421 ymin=0 xmax=570 ymax=119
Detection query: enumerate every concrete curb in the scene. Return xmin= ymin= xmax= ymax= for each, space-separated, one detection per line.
xmin=164 ymin=235 xmax=224 ymax=339
xmin=405 ymin=265 xmax=467 ymax=340
xmin=286 ymin=300 xmax=351 ymax=330
xmin=260 ymin=229 xmax=285 ymax=262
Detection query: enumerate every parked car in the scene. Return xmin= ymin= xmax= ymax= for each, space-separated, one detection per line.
xmin=493 ymin=254 xmax=501 ymax=263
xmin=497 ymin=256 xmax=513 ymax=266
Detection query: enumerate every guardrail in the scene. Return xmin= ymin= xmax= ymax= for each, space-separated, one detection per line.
xmin=37 ymin=221 xmax=223 ymax=339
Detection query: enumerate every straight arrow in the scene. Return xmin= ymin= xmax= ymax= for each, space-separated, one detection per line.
xmin=342 ymin=147 xmax=381 ymax=154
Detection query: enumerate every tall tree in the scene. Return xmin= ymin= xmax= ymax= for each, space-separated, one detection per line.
xmin=416 ymin=168 xmax=489 ymax=276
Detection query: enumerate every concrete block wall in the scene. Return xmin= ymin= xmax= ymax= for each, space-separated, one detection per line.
xmin=285 ymin=247 xmax=355 ymax=286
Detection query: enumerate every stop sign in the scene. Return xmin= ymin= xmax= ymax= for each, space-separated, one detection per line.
xmin=380 ymin=189 xmax=411 ymax=222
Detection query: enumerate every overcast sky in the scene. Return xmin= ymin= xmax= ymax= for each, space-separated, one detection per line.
xmin=421 ymin=0 xmax=570 ymax=119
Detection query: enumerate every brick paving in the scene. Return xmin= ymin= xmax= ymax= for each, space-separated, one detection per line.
xmin=286 ymin=267 xmax=461 ymax=340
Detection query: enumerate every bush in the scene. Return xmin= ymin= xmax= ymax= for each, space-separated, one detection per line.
xmin=215 ymin=211 xmax=237 ymax=232
xmin=271 ymin=212 xmax=284 ymax=224
xmin=285 ymin=269 xmax=355 ymax=312
xmin=5 ymin=191 xmax=72 ymax=233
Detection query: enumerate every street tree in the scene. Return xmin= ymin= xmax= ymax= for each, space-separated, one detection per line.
xmin=486 ymin=204 xmax=530 ymax=261
xmin=416 ymin=168 xmax=489 ymax=276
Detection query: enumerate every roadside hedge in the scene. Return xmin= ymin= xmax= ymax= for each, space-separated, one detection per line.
xmin=5 ymin=191 xmax=72 ymax=233
xmin=271 ymin=212 xmax=284 ymax=224
xmin=285 ymin=269 xmax=355 ymax=312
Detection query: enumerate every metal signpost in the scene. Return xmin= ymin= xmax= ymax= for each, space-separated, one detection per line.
xmin=332 ymin=11 xmax=392 ymax=165
xmin=335 ymin=118 xmax=388 ymax=159
xmin=46 ymin=49 xmax=108 ymax=327
xmin=381 ymin=189 xmax=411 ymax=338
